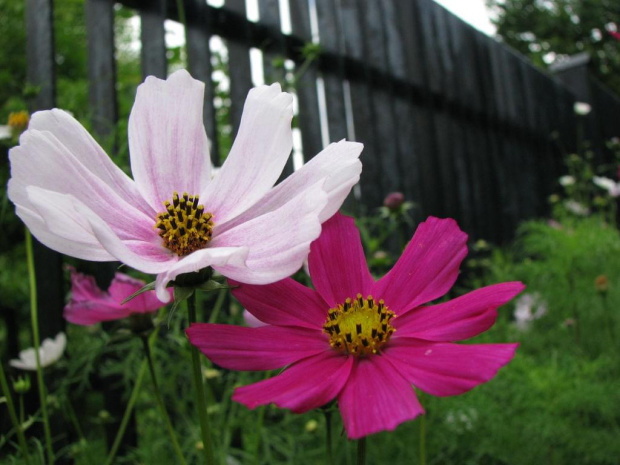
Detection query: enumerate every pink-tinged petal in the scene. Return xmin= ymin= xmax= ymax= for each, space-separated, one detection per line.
xmin=201 ymin=84 xmax=294 ymax=223
xmin=186 ymin=323 xmax=328 ymax=370
xmin=221 ymin=140 xmax=363 ymax=232
xmin=26 ymin=109 xmax=149 ymax=216
xmin=384 ymin=338 xmax=518 ymax=397
xmin=243 ymin=310 xmax=268 ymax=327
xmin=9 ymin=129 xmax=155 ymax=241
xmin=211 ymin=181 xmax=327 ymax=285
xmin=338 ymin=356 xmax=424 ymax=439
xmin=371 ymin=217 xmax=468 ymax=313
xmin=108 ymin=272 xmax=171 ymax=310
xmin=233 ymin=351 xmax=353 ymax=413
xmin=231 ymin=278 xmax=328 ymax=330
xmin=395 ymin=282 xmax=525 ymax=341
xmin=154 ymin=246 xmax=249 ymax=302
xmin=129 ymin=70 xmax=211 ymax=211
xmin=308 ymin=213 xmax=374 ymax=307
xmin=64 ymin=300 xmax=134 ymax=326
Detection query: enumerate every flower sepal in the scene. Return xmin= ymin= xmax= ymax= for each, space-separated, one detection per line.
xmin=121 ymin=280 xmax=157 ymax=305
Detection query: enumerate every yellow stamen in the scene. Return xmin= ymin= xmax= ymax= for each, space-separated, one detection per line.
xmin=154 ymin=191 xmax=214 ymax=256
xmin=323 ymin=294 xmax=395 ymax=357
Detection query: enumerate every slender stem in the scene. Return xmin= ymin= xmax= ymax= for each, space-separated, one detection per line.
xmin=188 ymin=293 xmax=215 ymax=465
xmin=357 ymin=437 xmax=366 ymax=465
xmin=324 ymin=410 xmax=333 ymax=465
xmin=0 ymin=362 xmax=31 ymax=464
xmin=19 ymin=393 xmax=25 ymax=425
xmin=104 ymin=327 xmax=160 ymax=465
xmin=207 ymin=288 xmax=228 ymax=324
xmin=25 ymin=230 xmax=54 ymax=465
xmin=64 ymin=396 xmax=85 ymax=441
xmin=175 ymin=0 xmax=189 ymax=69
xmin=142 ymin=336 xmax=188 ymax=465
xmin=419 ymin=414 xmax=427 ymax=465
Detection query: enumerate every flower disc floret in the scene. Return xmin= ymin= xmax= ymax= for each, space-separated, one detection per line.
xmin=323 ymin=293 xmax=395 ymax=356
xmin=155 ymin=191 xmax=214 ymax=256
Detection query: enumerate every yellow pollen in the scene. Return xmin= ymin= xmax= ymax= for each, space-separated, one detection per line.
xmin=8 ymin=111 xmax=29 ymax=133
xmin=323 ymin=294 xmax=395 ymax=357
xmin=154 ymin=191 xmax=214 ymax=256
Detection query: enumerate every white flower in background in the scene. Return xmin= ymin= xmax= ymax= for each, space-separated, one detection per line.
xmin=559 ymin=175 xmax=575 ymax=187
xmin=564 ymin=200 xmax=590 ymax=216
xmin=0 ymin=125 xmax=11 ymax=139
xmin=10 ymin=333 xmax=67 ymax=371
xmin=593 ymin=176 xmax=620 ymax=198
xmin=573 ymin=102 xmax=592 ymax=116
xmin=514 ymin=293 xmax=547 ymax=330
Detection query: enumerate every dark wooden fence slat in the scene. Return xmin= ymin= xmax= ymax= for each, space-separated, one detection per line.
xmin=288 ymin=0 xmax=323 ymax=161
xmin=140 ymin=0 xmax=167 ymax=79
xmin=224 ymin=0 xmax=254 ymax=139
xmin=184 ymin=0 xmax=220 ymax=165
xmin=258 ymin=0 xmax=286 ymax=85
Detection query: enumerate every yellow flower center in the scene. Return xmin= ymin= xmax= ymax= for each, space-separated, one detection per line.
xmin=323 ymin=294 xmax=395 ymax=357
xmin=8 ymin=111 xmax=29 ymax=133
xmin=154 ymin=191 xmax=214 ymax=256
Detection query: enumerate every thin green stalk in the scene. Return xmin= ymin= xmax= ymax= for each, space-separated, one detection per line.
xmin=25 ymin=230 xmax=54 ymax=465
xmin=141 ymin=336 xmax=188 ymax=465
xmin=419 ymin=414 xmax=427 ymax=465
xmin=104 ymin=327 xmax=159 ymax=465
xmin=188 ymin=293 xmax=215 ymax=465
xmin=324 ymin=410 xmax=333 ymax=465
xmin=357 ymin=437 xmax=366 ymax=465
xmin=64 ymin=396 xmax=85 ymax=441
xmin=207 ymin=288 xmax=228 ymax=324
xmin=175 ymin=0 xmax=189 ymax=69
xmin=0 ymin=362 xmax=31 ymax=464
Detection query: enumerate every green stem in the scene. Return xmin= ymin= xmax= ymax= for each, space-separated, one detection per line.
xmin=25 ymin=230 xmax=54 ymax=465
xmin=0 ymin=362 xmax=31 ymax=464
xmin=176 ymin=0 xmax=189 ymax=69
xmin=19 ymin=392 xmax=25 ymax=425
xmin=419 ymin=414 xmax=427 ymax=465
xmin=104 ymin=328 xmax=159 ymax=465
xmin=357 ymin=437 xmax=366 ymax=465
xmin=324 ymin=410 xmax=333 ymax=465
xmin=188 ymin=293 xmax=215 ymax=465
xmin=64 ymin=396 xmax=85 ymax=441
xmin=142 ymin=336 xmax=188 ymax=465
xmin=207 ymin=288 xmax=228 ymax=324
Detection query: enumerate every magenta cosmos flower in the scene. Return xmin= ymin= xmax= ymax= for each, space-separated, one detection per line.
xmin=187 ymin=213 xmax=523 ymax=438
xmin=8 ymin=70 xmax=363 ymax=302
xmin=64 ymin=267 xmax=171 ymax=326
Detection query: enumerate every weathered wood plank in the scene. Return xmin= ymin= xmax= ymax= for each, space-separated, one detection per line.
xmin=288 ymin=0 xmax=322 ymax=161
xmin=140 ymin=0 xmax=167 ymax=78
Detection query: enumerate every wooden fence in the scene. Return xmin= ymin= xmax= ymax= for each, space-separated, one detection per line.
xmin=18 ymin=0 xmax=620 ymax=336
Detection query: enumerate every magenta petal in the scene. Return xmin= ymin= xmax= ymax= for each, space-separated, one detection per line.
xmin=308 ymin=213 xmax=374 ymax=307
xmin=186 ymin=324 xmax=327 ymax=370
xmin=108 ymin=273 xmax=170 ymax=312
xmin=231 ymin=278 xmax=328 ymax=330
xmin=337 ymin=356 xmax=424 ymax=439
xmin=371 ymin=217 xmax=468 ymax=313
xmin=395 ymin=282 xmax=525 ymax=341
xmin=384 ymin=338 xmax=518 ymax=397
xmin=233 ymin=351 xmax=353 ymax=413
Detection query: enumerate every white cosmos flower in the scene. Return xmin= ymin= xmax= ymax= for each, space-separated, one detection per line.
xmin=10 ymin=333 xmax=67 ymax=371
xmin=573 ymin=102 xmax=592 ymax=115
xmin=593 ymin=176 xmax=620 ymax=198
xmin=8 ymin=70 xmax=363 ymax=302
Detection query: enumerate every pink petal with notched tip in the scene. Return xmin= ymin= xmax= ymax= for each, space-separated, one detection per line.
xmin=186 ymin=323 xmax=327 ymax=371
xmin=338 ymin=356 xmax=424 ymax=439
xmin=232 ymin=278 xmax=328 ymax=330
xmin=129 ymin=70 xmax=211 ymax=212
xmin=307 ymin=213 xmax=374 ymax=307
xmin=202 ymin=83 xmax=294 ymax=224
xmin=394 ymin=282 xmax=525 ymax=341
xmin=233 ymin=351 xmax=353 ymax=413
xmin=384 ymin=338 xmax=518 ymax=397
xmin=371 ymin=217 xmax=468 ymax=315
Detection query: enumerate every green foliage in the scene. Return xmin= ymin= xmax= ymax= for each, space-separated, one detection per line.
xmin=487 ymin=0 xmax=620 ymax=94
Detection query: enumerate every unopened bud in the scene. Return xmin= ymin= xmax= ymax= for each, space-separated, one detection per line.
xmin=595 ymin=275 xmax=609 ymax=295
xmin=383 ymin=192 xmax=405 ymax=210
xmin=12 ymin=376 xmax=31 ymax=394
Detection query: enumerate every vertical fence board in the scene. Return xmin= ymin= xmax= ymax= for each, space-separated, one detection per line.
xmin=289 ymin=0 xmax=323 ymax=161
xmin=140 ymin=0 xmax=167 ymax=78
xmin=339 ymin=0 xmax=382 ymax=209
xmin=225 ymin=0 xmax=254 ymax=138
xmin=185 ymin=0 xmax=220 ymax=164
xmin=25 ymin=0 xmax=64 ymax=342
xmin=258 ymin=0 xmax=286 ymax=84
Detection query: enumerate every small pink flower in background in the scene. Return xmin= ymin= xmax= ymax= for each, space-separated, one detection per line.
xmin=64 ymin=267 xmax=170 ymax=326
xmin=593 ymin=176 xmax=620 ymax=198
xmin=609 ymin=30 xmax=620 ymax=41
xmin=383 ymin=192 xmax=405 ymax=210
xmin=188 ymin=213 xmax=522 ymax=439
xmin=9 ymin=70 xmax=363 ymax=302
xmin=10 ymin=333 xmax=66 ymax=371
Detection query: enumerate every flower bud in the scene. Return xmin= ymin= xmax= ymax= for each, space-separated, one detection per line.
xmin=12 ymin=376 xmax=31 ymax=394
xmin=383 ymin=192 xmax=405 ymax=210
xmin=595 ymin=275 xmax=609 ymax=295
